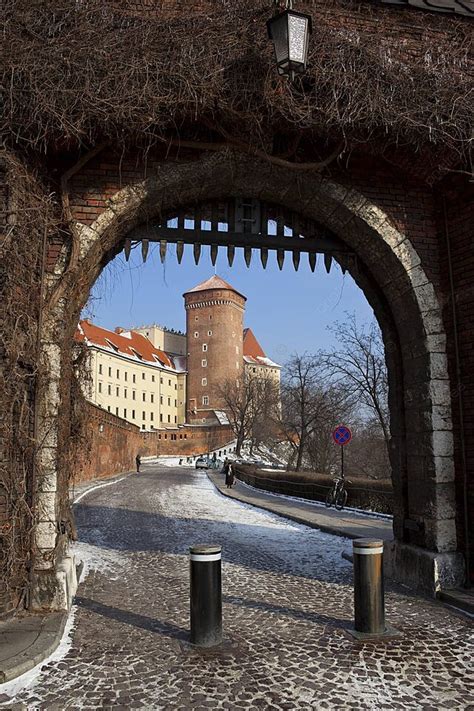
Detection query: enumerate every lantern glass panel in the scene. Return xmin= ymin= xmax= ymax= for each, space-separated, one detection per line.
xmin=269 ymin=13 xmax=289 ymax=71
xmin=288 ymin=14 xmax=308 ymax=65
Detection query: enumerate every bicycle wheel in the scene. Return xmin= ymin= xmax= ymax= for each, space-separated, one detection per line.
xmin=335 ymin=487 xmax=348 ymax=511
xmin=325 ymin=489 xmax=334 ymax=507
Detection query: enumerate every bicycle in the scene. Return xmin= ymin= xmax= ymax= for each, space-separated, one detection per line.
xmin=325 ymin=476 xmax=351 ymax=511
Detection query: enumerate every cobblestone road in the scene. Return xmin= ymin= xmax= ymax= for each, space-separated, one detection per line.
xmin=2 ymin=464 xmax=473 ymax=709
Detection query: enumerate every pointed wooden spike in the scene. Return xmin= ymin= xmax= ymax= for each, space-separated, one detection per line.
xmin=227 ymin=244 xmax=235 ymax=267
xmin=292 ymin=250 xmax=300 ymax=271
xmin=141 ymin=239 xmax=149 ymax=263
xmin=210 ymin=244 xmax=218 ymax=266
xmin=194 ymin=243 xmax=201 ymax=265
xmin=244 ymin=246 xmax=252 ymax=268
xmin=324 ymin=253 xmax=332 ymax=274
xmin=260 ymin=247 xmax=268 ymax=269
xmin=176 ymin=241 xmax=184 ymax=264
xmin=124 ymin=238 xmax=132 ymax=262
xmin=277 ymin=249 xmax=285 ymax=271
xmin=159 ymin=240 xmax=166 ymax=264
xmin=309 ymin=253 xmax=316 ymax=272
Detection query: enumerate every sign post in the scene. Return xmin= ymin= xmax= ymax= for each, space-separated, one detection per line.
xmin=332 ymin=424 xmax=352 ymax=479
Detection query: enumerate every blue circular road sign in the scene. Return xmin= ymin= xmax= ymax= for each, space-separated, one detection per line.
xmin=332 ymin=425 xmax=352 ymax=446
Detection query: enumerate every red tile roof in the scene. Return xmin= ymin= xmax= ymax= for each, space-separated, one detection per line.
xmin=243 ymin=328 xmax=266 ymax=359
xmin=76 ymin=320 xmax=176 ymax=369
xmin=184 ymin=275 xmax=246 ymax=300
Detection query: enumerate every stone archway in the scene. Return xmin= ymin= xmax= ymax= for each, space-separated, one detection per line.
xmin=35 ymin=151 xmax=464 ymax=608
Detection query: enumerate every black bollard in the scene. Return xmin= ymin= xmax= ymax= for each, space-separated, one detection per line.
xmin=353 ymin=538 xmax=385 ymax=636
xmin=189 ymin=544 xmax=222 ymax=647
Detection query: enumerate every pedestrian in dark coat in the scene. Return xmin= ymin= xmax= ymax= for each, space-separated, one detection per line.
xmin=226 ymin=464 xmax=235 ymax=489
xmin=135 ymin=454 xmax=141 ymax=473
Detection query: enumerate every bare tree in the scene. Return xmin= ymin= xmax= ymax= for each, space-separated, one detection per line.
xmin=280 ymin=354 xmax=351 ymax=472
xmin=322 ymin=314 xmax=390 ymax=452
xmin=216 ymin=373 xmax=279 ymax=456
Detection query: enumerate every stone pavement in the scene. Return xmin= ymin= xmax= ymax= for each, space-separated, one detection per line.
xmin=207 ymin=469 xmax=393 ymax=541
xmin=0 ymin=463 xmax=472 ymax=709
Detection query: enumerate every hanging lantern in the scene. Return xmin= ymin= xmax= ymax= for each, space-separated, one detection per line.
xmin=267 ymin=2 xmax=312 ymax=80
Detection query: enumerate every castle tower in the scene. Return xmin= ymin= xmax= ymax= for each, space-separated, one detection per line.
xmin=183 ymin=275 xmax=246 ymax=424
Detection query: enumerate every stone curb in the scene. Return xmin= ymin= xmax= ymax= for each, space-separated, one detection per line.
xmin=0 ymin=612 xmax=67 ymax=684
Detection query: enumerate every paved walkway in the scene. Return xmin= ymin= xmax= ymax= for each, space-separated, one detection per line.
xmin=0 ymin=464 xmax=472 ymax=708
xmin=207 ymin=470 xmax=393 ymax=542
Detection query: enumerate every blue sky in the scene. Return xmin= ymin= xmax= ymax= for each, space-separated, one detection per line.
xmin=84 ymin=243 xmax=375 ymax=360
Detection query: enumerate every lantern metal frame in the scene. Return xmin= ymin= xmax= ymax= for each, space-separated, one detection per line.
xmin=267 ymin=1 xmax=312 ymax=81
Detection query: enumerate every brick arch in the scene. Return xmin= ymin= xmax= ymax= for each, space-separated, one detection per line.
xmin=37 ymin=151 xmax=463 ymax=607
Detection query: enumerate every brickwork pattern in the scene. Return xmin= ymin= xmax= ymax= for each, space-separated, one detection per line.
xmin=185 ymin=286 xmax=245 ymax=423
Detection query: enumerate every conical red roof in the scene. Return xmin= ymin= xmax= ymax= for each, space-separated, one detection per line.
xmin=184 ymin=275 xmax=246 ymax=300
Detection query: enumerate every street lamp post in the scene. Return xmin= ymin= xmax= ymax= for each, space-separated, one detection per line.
xmin=267 ymin=1 xmax=312 ymax=81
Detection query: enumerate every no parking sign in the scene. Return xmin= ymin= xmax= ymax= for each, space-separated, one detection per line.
xmin=332 ymin=424 xmax=352 ymax=446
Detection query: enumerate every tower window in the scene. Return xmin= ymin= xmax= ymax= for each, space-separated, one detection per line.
xmin=202 ymin=396 xmax=209 ymax=406
xmin=194 ymin=331 xmax=199 ymax=338
xmin=202 ymin=378 xmax=207 ymax=386
xmin=202 ymin=359 xmax=207 ymax=367
xmin=208 ymin=330 xmax=212 ymax=336
xmin=202 ymin=344 xmax=208 ymax=352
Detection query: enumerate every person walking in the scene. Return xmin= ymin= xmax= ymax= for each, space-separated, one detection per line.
xmin=135 ymin=454 xmax=141 ymax=473
xmin=226 ymin=463 xmax=235 ymax=489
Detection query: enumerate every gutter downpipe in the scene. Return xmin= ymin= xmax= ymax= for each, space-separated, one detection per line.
xmin=443 ymin=196 xmax=471 ymax=589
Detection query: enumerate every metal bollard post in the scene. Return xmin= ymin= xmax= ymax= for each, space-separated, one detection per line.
xmin=189 ymin=544 xmax=222 ymax=647
xmin=352 ymin=538 xmax=385 ymax=636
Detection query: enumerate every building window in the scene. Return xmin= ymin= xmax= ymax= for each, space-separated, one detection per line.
xmin=115 ymin=407 xmax=119 ymax=416
xmin=194 ymin=331 xmax=199 ymax=338
xmin=142 ymin=411 xmax=146 ymax=420
xmin=151 ymin=394 xmax=154 ymax=403
xmin=108 ymin=385 xmax=111 ymax=395
xmin=142 ymin=373 xmax=145 ymax=380
xmin=202 ymin=344 xmax=208 ymax=352
xmin=132 ymin=410 xmax=135 ymax=419
xmin=202 ymin=359 xmax=207 ymax=367
xmin=107 ymin=406 xmax=111 ymax=412
xmin=142 ymin=393 xmax=146 ymax=402
xmin=116 ymin=369 xmax=120 ymax=379
xmin=175 ymin=399 xmax=177 ymax=407
xmin=208 ymin=330 xmax=212 ymax=336
xmin=132 ymin=391 xmax=136 ymax=400
xmin=175 ymin=384 xmax=177 ymax=390
xmin=133 ymin=374 xmax=136 ymax=383
xmin=168 ymin=379 xmax=171 ymax=386
xmin=160 ymin=396 xmax=163 ymax=405
xmin=184 ymin=434 xmax=187 ymax=439
xmin=142 ymin=424 xmax=146 ymax=430
xmin=195 ymin=316 xmax=198 ymax=321
xmin=160 ymin=377 xmax=163 ymax=384
xmin=124 ymin=388 xmax=127 ymax=398
xmin=168 ymin=397 xmax=171 ymax=406
xmin=152 ymin=375 xmax=155 ymax=382
xmin=168 ymin=414 xmax=171 ymax=423
xmin=116 ymin=387 xmax=120 ymax=397
xmin=98 ymin=382 xmax=102 ymax=393
xmin=253 ymin=367 xmax=256 ymax=373
xmin=202 ymin=395 xmax=209 ymax=406
xmin=123 ymin=408 xmax=127 ymax=418
xmin=202 ymin=378 xmax=207 ymax=386
xmin=124 ymin=372 xmax=128 ymax=382
xmin=99 ymin=364 xmax=103 ymax=375
xmin=160 ymin=413 xmax=163 ymax=422
xmin=150 ymin=412 xmax=154 ymax=421
xmin=174 ymin=416 xmax=177 ymax=423
xmin=235 ymin=346 xmax=239 ymax=354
